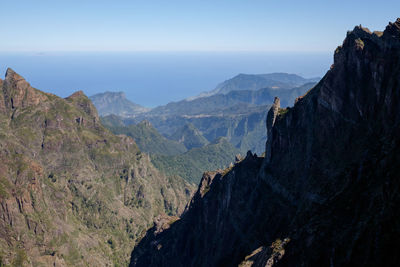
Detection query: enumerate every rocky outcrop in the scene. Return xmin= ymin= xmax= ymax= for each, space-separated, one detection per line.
xmin=0 ymin=78 xmax=6 ymax=113
xmin=66 ymin=90 xmax=100 ymax=127
xmin=265 ymin=97 xmax=280 ymax=162
xmin=130 ymin=19 xmax=400 ymax=267
xmin=2 ymin=68 xmax=48 ymax=110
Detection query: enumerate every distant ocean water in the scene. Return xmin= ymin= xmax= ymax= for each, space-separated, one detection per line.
xmin=0 ymin=51 xmax=332 ymax=107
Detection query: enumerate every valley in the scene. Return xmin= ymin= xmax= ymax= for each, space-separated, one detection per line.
xmin=0 ymin=8 xmax=398 ymax=267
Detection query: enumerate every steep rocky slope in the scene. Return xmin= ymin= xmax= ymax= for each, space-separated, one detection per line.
xmin=0 ymin=69 xmax=194 ymax=266
xmin=130 ymin=19 xmax=400 ymax=267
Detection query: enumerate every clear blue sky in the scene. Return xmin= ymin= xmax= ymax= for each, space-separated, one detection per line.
xmin=1 ymin=0 xmax=399 ymax=52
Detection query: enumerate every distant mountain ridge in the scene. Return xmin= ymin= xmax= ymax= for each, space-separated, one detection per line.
xmin=90 ymin=91 xmax=150 ymax=117
xmin=92 ymin=73 xmax=318 ymax=155
xmin=122 ymin=82 xmax=316 ymax=154
xmin=145 ymin=82 xmax=316 ymax=118
xmin=188 ymin=72 xmax=320 ymax=100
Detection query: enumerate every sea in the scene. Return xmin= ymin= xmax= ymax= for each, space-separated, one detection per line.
xmin=0 ymin=51 xmax=332 ymax=107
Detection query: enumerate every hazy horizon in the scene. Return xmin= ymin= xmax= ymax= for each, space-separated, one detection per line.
xmin=1 ymin=1 xmax=398 ymax=106
xmin=0 ymin=51 xmax=331 ymax=107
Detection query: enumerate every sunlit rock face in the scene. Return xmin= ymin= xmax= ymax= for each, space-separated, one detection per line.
xmin=0 ymin=70 xmax=194 ymax=266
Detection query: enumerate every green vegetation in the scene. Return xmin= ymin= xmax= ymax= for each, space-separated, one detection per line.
xmin=0 ymin=176 xmax=10 ymax=199
xmin=0 ymin=252 xmax=4 ymax=267
xmin=278 ymin=108 xmax=289 ymax=116
xmin=151 ymin=138 xmax=239 ymax=184
xmin=107 ymin=120 xmax=187 ymax=156
xmin=12 ymin=249 xmax=27 ymax=267
xmin=169 ymin=123 xmax=209 ymax=150
xmin=355 ymin=38 xmax=365 ymax=49
xmin=100 ymin=114 xmax=125 ymax=128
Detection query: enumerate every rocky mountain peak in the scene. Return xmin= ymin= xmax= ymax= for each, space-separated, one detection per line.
xmin=383 ymin=17 xmax=400 ymax=41
xmin=67 ymin=90 xmax=85 ymax=99
xmin=265 ymin=97 xmax=280 ymax=162
xmin=2 ymin=68 xmax=48 ymax=111
xmin=90 ymin=91 xmax=150 ymax=117
xmin=66 ymin=90 xmax=100 ymax=124
xmin=337 ymin=18 xmax=400 ymax=58
xmin=0 ymin=78 xmax=4 ymax=113
xmin=352 ymin=24 xmax=372 ymax=35
xmin=116 ymin=91 xmax=126 ymax=98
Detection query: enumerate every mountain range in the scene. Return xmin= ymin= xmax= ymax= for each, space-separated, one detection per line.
xmin=94 ymin=75 xmax=317 ymax=155
xmin=102 ymin=118 xmax=239 ymax=184
xmin=1 ymin=16 xmax=398 ymax=267
xmin=188 ymin=73 xmax=320 ymax=100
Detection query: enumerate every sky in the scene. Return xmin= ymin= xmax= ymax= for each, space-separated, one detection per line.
xmin=0 ymin=1 xmax=398 ymax=106
xmin=0 ymin=0 xmax=399 ymax=52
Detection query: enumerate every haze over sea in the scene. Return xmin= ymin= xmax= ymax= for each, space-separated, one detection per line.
xmin=0 ymin=51 xmax=331 ymax=107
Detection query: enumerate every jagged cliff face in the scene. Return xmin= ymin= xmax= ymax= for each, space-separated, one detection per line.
xmin=130 ymin=19 xmax=400 ymax=267
xmin=0 ymin=69 xmax=194 ymax=266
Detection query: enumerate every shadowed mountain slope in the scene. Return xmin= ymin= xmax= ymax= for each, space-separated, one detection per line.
xmin=130 ymin=19 xmax=400 ymax=267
